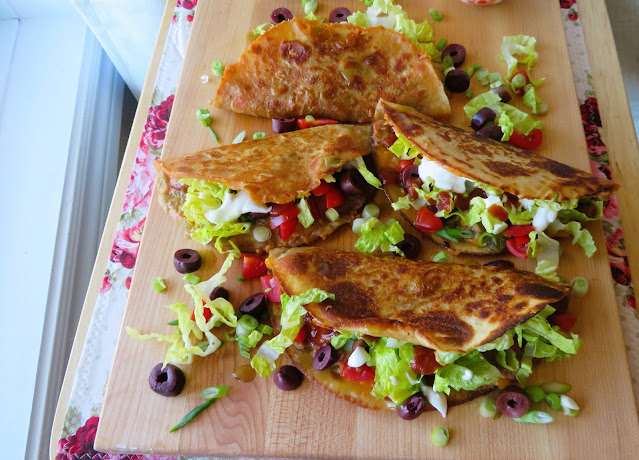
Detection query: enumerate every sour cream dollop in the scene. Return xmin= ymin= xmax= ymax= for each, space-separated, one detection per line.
xmin=204 ymin=190 xmax=271 ymax=225
xmin=417 ymin=159 xmax=470 ymax=194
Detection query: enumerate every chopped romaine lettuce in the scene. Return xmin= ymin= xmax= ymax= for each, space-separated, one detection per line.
xmin=500 ymin=35 xmax=539 ymax=79
xmin=349 ymin=156 xmax=382 ymax=189
xmin=251 ymin=289 xmax=335 ymax=376
xmin=434 ymin=350 xmax=501 ymax=395
xmin=331 ymin=331 xmax=360 ymax=349
xmin=547 ymin=220 xmax=597 ymax=257
xmin=527 ymin=231 xmax=562 ymax=282
xmin=464 ymin=91 xmax=543 ymax=136
xmin=388 ymin=135 xmax=423 ymax=160
xmin=296 ymin=197 xmax=315 ymax=228
xmin=370 ymin=337 xmax=420 ymax=404
xmin=355 ymin=218 xmax=405 ymax=255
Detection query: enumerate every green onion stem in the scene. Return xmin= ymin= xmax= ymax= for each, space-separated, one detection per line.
xmin=540 ymin=382 xmax=572 ymax=394
xmin=207 ymin=126 xmax=219 ymax=142
xmin=252 ymin=132 xmax=266 ymax=140
xmin=479 ymin=397 xmax=498 ymax=418
xmin=257 ymin=323 xmax=274 ymax=335
xmin=514 ymin=411 xmax=554 ymax=424
xmin=570 ymin=277 xmax=588 ymax=297
xmin=152 ymin=276 xmax=167 ymax=292
xmin=239 ymin=314 xmax=259 ymax=332
xmin=167 ymin=319 xmax=178 ymax=326
xmin=232 ymin=130 xmax=246 ymax=144
xmin=435 ymin=38 xmax=447 ymax=51
xmin=432 ymin=251 xmax=449 ymax=263
xmin=545 ymin=393 xmax=562 ymax=411
xmin=183 ymin=273 xmax=200 ymax=284
xmin=170 ymin=398 xmax=215 ymax=432
xmin=211 ymin=60 xmax=225 ymax=77
xmin=429 ymin=8 xmax=443 ymax=22
xmin=431 ymin=426 xmax=449 ymax=446
xmin=524 ymin=385 xmax=546 ymax=403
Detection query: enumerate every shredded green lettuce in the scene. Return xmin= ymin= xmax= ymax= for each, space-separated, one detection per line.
xmin=251 ymin=289 xmax=335 ymax=376
xmin=355 ymin=218 xmax=405 ymax=255
xmin=388 ymin=135 xmax=423 ymax=160
xmin=370 ymin=338 xmax=420 ymax=404
xmin=296 ymin=197 xmax=315 ymax=228
xmin=434 ymin=350 xmax=501 ymax=395
xmin=547 ymin=220 xmax=597 ymax=258
xmin=349 ymin=156 xmax=382 ymax=189
xmin=523 ymin=85 xmax=545 ymax=115
xmin=331 ymin=331 xmax=360 ymax=349
xmin=464 ymin=91 xmax=543 ymax=136
xmin=527 ymin=231 xmax=562 ymax=282
xmin=500 ymin=35 xmax=539 ymax=79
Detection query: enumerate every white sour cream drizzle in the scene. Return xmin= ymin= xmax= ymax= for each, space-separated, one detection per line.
xmin=204 ymin=190 xmax=271 ymax=225
xmin=417 ymin=159 xmax=471 ymax=194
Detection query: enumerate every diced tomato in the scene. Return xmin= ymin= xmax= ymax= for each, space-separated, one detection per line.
xmin=514 ymin=234 xmax=530 ymax=246
xmin=510 ymin=128 xmax=543 ymax=150
xmin=260 ymin=275 xmax=283 ymax=303
xmin=506 ymin=238 xmax=528 ymax=259
xmin=550 ymin=311 xmax=577 ymax=333
xmin=294 ymin=325 xmax=307 ymax=343
xmin=504 ymin=225 xmax=535 ymax=237
xmin=242 ymin=253 xmax=267 ymax=278
xmin=508 ymin=70 xmax=530 ymax=95
xmin=269 ymin=203 xmax=300 ymax=228
xmin=414 ymin=206 xmax=443 ymax=232
xmin=325 ymin=187 xmax=345 ymax=209
xmin=311 ymin=181 xmax=335 ymax=196
xmin=341 ymin=363 xmax=375 ymax=382
xmin=296 ymin=117 xmax=339 ymax=129
xmin=191 ymin=299 xmax=213 ymax=322
xmin=278 ymin=217 xmax=298 ymax=240
xmin=398 ymin=159 xmax=415 ymax=172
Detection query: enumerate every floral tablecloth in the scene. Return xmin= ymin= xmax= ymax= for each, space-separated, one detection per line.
xmin=55 ymin=1 xmax=637 ymax=459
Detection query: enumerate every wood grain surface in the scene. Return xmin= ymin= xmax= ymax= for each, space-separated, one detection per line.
xmin=93 ymin=1 xmax=639 ymax=458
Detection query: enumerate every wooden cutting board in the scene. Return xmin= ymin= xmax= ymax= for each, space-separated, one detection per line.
xmin=96 ymin=1 xmax=639 ymax=458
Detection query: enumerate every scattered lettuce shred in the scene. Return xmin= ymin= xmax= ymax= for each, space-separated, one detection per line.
xmin=126 ymin=252 xmax=238 ymax=367
xmin=500 ymin=35 xmax=539 ymax=79
xmin=251 ymin=289 xmax=335 ymax=376
xmin=349 ymin=156 xmax=382 ymax=189
xmin=355 ymin=218 xmax=405 ymax=255
xmin=370 ymin=338 xmax=420 ymax=404
xmin=464 ymin=91 xmax=543 ymax=138
xmin=527 ymin=231 xmax=562 ymax=283
xmin=296 ymin=197 xmax=315 ymax=228
xmin=180 ymin=178 xmax=251 ymax=247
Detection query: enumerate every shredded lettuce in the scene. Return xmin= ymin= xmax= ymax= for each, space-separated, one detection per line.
xmin=527 ymin=231 xmax=561 ymax=282
xmin=296 ymin=197 xmax=315 ymax=228
xmin=251 ymin=289 xmax=335 ymax=376
xmin=514 ymin=306 xmax=582 ymax=357
xmin=558 ymin=200 xmax=603 ymax=222
xmin=331 ymin=331 xmax=360 ymax=349
xmin=464 ymin=91 xmax=543 ymax=136
xmin=349 ymin=156 xmax=382 ymax=189
xmin=547 ymin=220 xmax=597 ymax=258
xmin=355 ymin=218 xmax=405 ymax=255
xmin=500 ymin=35 xmax=539 ymax=79
xmin=370 ymin=338 xmax=420 ymax=404
xmin=388 ymin=135 xmax=423 ymax=160
xmin=433 ymin=350 xmax=501 ymax=395
xmin=523 ymin=85 xmax=545 ymax=115
xmin=347 ymin=1 xmax=436 ymax=58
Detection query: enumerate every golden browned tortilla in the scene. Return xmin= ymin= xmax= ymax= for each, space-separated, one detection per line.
xmin=267 ymin=247 xmax=570 ymax=354
xmin=214 ymin=18 xmax=450 ymax=123
xmin=154 ymin=125 xmax=373 ymax=253
xmin=371 ymin=99 xmax=617 ymax=254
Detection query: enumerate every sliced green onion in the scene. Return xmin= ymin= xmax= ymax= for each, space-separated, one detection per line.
xmin=488 ymin=72 xmax=502 ymax=84
xmin=570 ymin=277 xmax=588 ymax=297
xmin=183 ymin=273 xmax=200 ymax=284
xmin=479 ymin=397 xmax=498 ymax=418
xmin=252 ymin=131 xmax=266 ymax=140
xmin=435 ymin=38 xmax=447 ymax=51
xmin=167 ymin=319 xmax=178 ymax=326
xmin=432 ymin=251 xmax=449 ymax=263
xmin=545 ymin=393 xmax=562 ymax=411
xmin=152 ymin=276 xmax=167 ymax=292
xmin=363 ymin=203 xmax=380 ymax=220
xmin=466 ymin=91 xmax=473 ymax=98
xmin=524 ymin=385 xmax=546 ymax=403
xmin=170 ymin=385 xmax=229 ymax=432
xmin=514 ymin=410 xmax=554 ymax=424
xmin=431 ymin=426 xmax=449 ymax=447
xmin=352 ymin=217 xmax=367 ymax=234
xmin=476 ymin=68 xmax=489 ymax=80
xmin=442 ymin=56 xmax=454 ymax=73
xmin=325 ymin=208 xmax=339 ymax=222
xmin=199 ymin=385 xmax=229 ymax=400
xmin=435 ymin=228 xmax=475 ymax=243
xmin=196 ymin=108 xmax=211 ymax=127
xmin=232 ymin=130 xmax=246 ymax=144
xmin=225 ymin=331 xmax=237 ymax=342
xmin=429 ymin=8 xmax=443 ymax=22
xmin=466 ymin=63 xmax=482 ymax=76
xmin=237 ymin=275 xmax=245 ymax=282
xmin=257 ymin=323 xmax=274 ymax=335
xmin=253 ymin=226 xmax=272 ymax=242
xmin=305 ymin=115 xmax=315 ymax=121
xmin=239 ymin=314 xmax=259 ymax=332
xmin=560 ymin=395 xmax=580 ymax=417
xmin=540 ymin=382 xmax=572 ymax=394
xmin=211 ymin=60 xmax=225 ymax=77
xmin=207 ymin=126 xmax=219 ymax=142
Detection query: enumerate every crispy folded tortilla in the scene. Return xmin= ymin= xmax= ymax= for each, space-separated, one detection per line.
xmin=214 ymin=18 xmax=450 ymax=123
xmin=155 ymin=125 xmax=373 ymax=252
xmin=372 ymin=99 xmax=617 ymax=254
xmin=267 ymin=247 xmax=569 ymax=411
